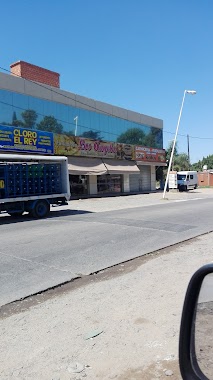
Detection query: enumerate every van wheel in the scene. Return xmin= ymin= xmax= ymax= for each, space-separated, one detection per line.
xmin=31 ymin=200 xmax=50 ymax=218
xmin=194 ymin=185 xmax=197 ymax=189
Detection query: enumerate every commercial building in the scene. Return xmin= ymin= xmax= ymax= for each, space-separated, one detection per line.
xmin=0 ymin=61 xmax=166 ymax=197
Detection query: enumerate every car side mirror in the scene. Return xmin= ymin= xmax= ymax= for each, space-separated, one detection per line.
xmin=179 ymin=264 xmax=213 ymax=380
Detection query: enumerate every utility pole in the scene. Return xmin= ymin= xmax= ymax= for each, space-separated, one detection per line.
xmin=187 ymin=134 xmax=190 ymax=169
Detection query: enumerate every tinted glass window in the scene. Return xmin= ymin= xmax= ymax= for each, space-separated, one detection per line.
xmin=0 ymin=89 xmax=163 ymax=148
xmin=177 ymin=174 xmax=186 ymax=180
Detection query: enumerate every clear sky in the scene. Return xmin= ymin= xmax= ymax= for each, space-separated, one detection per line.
xmin=1 ymin=0 xmax=213 ymax=163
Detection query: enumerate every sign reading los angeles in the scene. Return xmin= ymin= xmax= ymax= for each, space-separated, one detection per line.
xmin=54 ymin=134 xmax=134 ymax=160
xmin=0 ymin=125 xmax=54 ymax=154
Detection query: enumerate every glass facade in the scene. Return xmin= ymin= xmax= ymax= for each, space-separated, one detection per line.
xmin=0 ymin=89 xmax=163 ymax=148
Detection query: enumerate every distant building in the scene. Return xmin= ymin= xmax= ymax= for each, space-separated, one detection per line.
xmin=198 ymin=170 xmax=213 ymax=187
xmin=0 ymin=61 xmax=166 ymax=197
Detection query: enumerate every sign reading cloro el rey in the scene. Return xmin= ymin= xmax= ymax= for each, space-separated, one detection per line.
xmin=54 ymin=134 xmax=134 ymax=160
xmin=0 ymin=125 xmax=54 ymax=154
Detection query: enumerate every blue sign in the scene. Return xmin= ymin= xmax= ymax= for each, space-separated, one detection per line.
xmin=0 ymin=125 xmax=54 ymax=154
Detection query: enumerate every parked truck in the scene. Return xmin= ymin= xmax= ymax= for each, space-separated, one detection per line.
xmin=0 ymin=153 xmax=70 ymax=218
xmin=168 ymin=170 xmax=198 ymax=192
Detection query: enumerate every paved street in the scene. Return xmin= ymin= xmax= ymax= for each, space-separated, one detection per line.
xmin=1 ymin=219 xmax=213 ymax=380
xmin=1 ymin=188 xmax=213 ymax=307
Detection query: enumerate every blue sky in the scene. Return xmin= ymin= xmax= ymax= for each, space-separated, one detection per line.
xmin=1 ymin=0 xmax=213 ymax=163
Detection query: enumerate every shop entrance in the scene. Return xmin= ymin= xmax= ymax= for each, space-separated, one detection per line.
xmin=69 ymin=175 xmax=88 ymax=196
xmin=97 ymin=174 xmax=122 ymax=194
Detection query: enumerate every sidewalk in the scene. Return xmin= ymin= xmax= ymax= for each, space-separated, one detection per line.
xmin=63 ymin=187 xmax=213 ymax=213
xmin=1 ymin=219 xmax=213 ymax=379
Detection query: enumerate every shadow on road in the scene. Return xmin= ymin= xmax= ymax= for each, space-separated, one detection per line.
xmin=0 ymin=209 xmax=93 ymax=225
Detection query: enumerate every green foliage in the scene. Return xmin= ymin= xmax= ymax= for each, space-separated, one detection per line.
xmin=173 ymin=153 xmax=190 ymax=171
xmin=37 ymin=116 xmax=63 ymax=134
xmin=165 ymin=141 xmax=190 ymax=172
xmin=117 ymin=128 xmax=146 ymax=145
xmin=191 ymin=155 xmax=213 ymax=171
xmin=117 ymin=127 xmax=162 ymax=148
xmin=145 ymin=127 xmax=162 ymax=148
xmin=80 ymin=130 xmax=102 ymax=140
xmin=21 ymin=110 xmax=38 ymax=129
xmin=166 ymin=140 xmax=178 ymax=162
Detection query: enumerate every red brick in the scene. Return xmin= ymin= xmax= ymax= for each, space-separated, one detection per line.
xmin=10 ymin=61 xmax=60 ymax=88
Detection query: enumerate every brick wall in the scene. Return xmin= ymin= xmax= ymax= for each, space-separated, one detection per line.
xmin=198 ymin=172 xmax=213 ymax=186
xmin=10 ymin=61 xmax=60 ymax=88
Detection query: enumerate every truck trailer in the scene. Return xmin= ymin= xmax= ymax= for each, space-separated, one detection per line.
xmin=0 ymin=153 xmax=70 ymax=218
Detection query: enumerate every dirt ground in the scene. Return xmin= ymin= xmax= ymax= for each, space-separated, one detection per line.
xmin=0 ymin=231 xmax=213 ymax=380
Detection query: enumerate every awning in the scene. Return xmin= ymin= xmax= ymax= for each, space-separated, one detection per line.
xmin=136 ymin=161 xmax=167 ymax=167
xmin=102 ymin=159 xmax=140 ymax=174
xmin=68 ymin=156 xmax=107 ymax=175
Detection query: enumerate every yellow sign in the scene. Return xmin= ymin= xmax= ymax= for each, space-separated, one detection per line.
xmin=54 ymin=134 xmax=79 ymax=155
xmin=54 ymin=134 xmax=134 ymax=160
xmin=0 ymin=180 xmax=4 ymax=189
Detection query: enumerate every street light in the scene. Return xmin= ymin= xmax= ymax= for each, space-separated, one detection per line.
xmin=163 ymin=90 xmax=196 ymax=199
xmin=74 ymin=116 xmax=78 ymax=136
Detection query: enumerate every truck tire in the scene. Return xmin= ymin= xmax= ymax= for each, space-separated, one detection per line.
xmin=31 ymin=200 xmax=50 ymax=218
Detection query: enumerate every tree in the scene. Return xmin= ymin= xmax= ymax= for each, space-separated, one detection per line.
xmin=173 ymin=153 xmax=190 ymax=171
xmin=37 ymin=116 xmax=63 ymax=134
xmin=21 ymin=110 xmax=38 ymax=129
xmin=12 ymin=111 xmax=20 ymax=127
xmin=80 ymin=130 xmax=102 ymax=140
xmin=145 ymin=127 xmax=162 ymax=148
xmin=117 ymin=128 xmax=146 ymax=145
xmin=165 ymin=141 xmax=189 ymax=171
xmin=191 ymin=155 xmax=213 ymax=171
xmin=166 ymin=140 xmax=178 ymax=163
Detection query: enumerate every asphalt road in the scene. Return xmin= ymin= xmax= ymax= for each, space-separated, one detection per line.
xmin=1 ymin=193 xmax=213 ymax=307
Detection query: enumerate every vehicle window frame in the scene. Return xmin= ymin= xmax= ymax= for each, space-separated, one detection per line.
xmin=179 ymin=264 xmax=213 ymax=380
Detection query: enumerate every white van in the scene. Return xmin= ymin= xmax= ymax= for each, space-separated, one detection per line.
xmin=177 ymin=171 xmax=198 ymax=191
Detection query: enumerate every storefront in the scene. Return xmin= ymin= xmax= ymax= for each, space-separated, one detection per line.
xmin=97 ymin=174 xmax=122 ymax=194
xmin=67 ymin=156 xmax=141 ymax=196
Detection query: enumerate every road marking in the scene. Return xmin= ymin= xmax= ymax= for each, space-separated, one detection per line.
xmin=174 ymin=197 xmax=204 ymax=202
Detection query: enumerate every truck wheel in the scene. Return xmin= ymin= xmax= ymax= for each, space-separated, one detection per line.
xmin=31 ymin=200 xmax=50 ymax=218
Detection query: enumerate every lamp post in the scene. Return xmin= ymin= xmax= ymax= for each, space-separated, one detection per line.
xmin=74 ymin=116 xmax=78 ymax=136
xmin=163 ymin=90 xmax=196 ymax=199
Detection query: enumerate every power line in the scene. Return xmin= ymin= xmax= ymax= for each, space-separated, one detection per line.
xmin=0 ymin=99 xmax=127 ymax=139
xmin=0 ymin=65 xmax=158 ymax=126
xmin=1 ymin=65 xmax=212 ymax=141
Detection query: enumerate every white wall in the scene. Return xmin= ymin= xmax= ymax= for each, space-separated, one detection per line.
xmin=89 ymin=175 xmax=97 ymax=195
xmin=151 ymin=166 xmax=156 ymax=191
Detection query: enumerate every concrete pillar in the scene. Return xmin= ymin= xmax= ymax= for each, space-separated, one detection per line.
xmin=88 ymin=175 xmax=97 ymax=195
xmin=123 ymin=174 xmax=130 ymax=193
xmin=150 ymin=166 xmax=156 ymax=191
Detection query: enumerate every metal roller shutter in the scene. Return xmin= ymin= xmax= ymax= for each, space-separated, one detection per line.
xmin=140 ymin=166 xmax=151 ymax=191
xmin=129 ymin=166 xmax=151 ymax=192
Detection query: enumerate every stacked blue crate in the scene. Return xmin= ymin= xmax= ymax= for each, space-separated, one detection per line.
xmin=0 ymin=163 xmax=62 ymax=198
